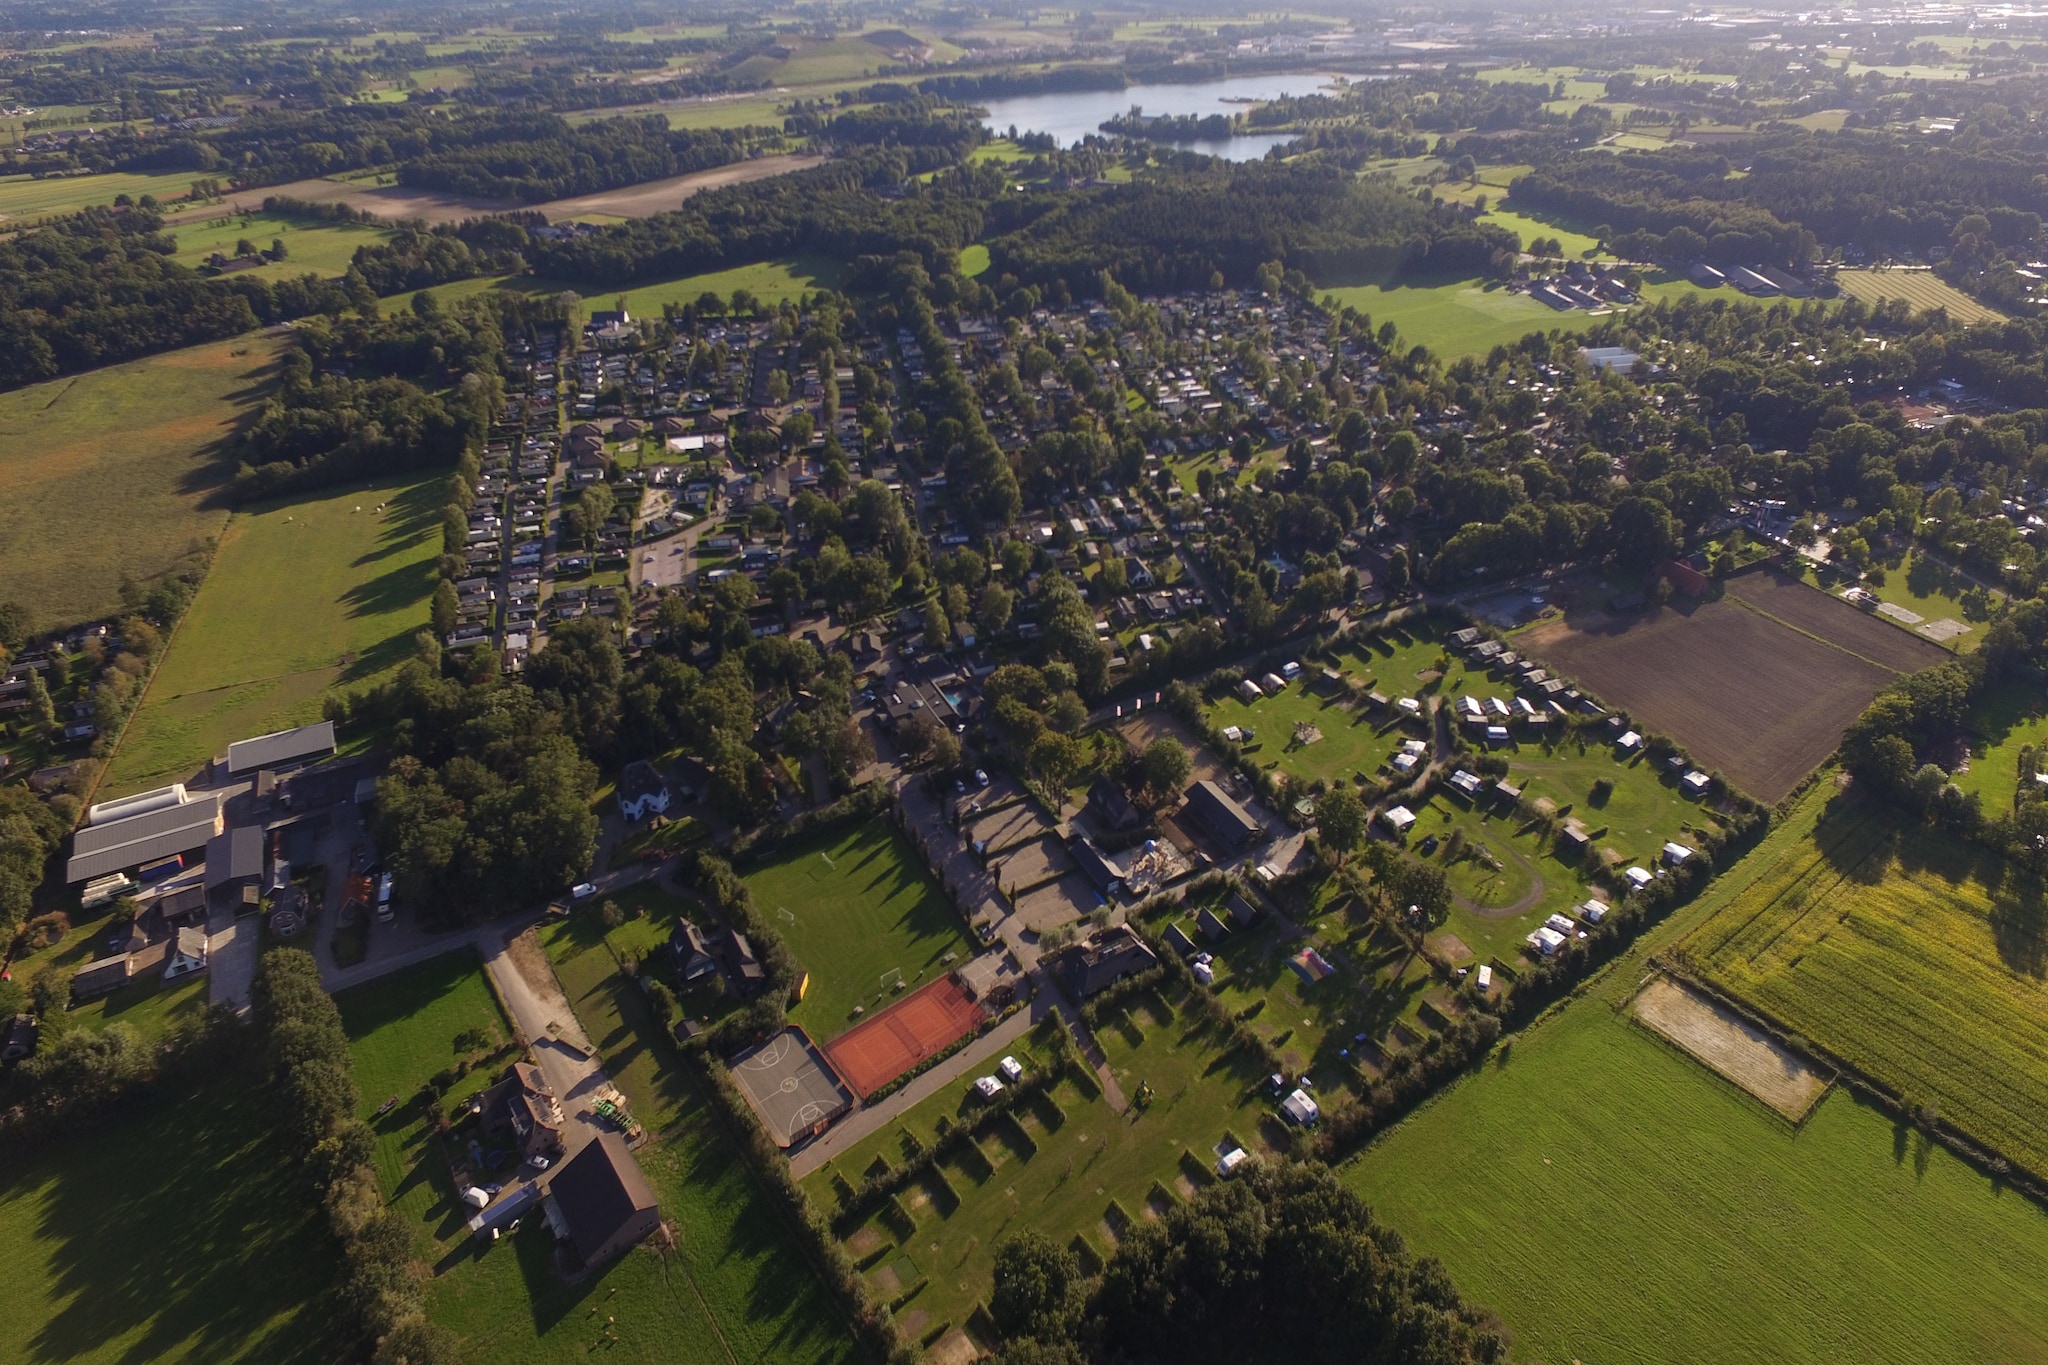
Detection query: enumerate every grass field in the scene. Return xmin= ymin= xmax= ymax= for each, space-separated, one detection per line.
xmin=1951 ymin=676 xmax=2048 ymax=805
xmin=1319 ymin=271 xmax=1712 ymax=359
xmin=102 ymin=471 xmax=444 ymax=795
xmin=167 ymin=210 xmax=390 ymax=280
xmin=337 ymin=951 xmax=513 ymax=1236
xmin=1345 ymin=785 xmax=2048 ymax=1365
xmin=803 ymin=993 xmax=1278 ymax=1339
xmin=1852 ymin=547 xmax=1996 ymax=652
xmin=1835 ymin=268 xmax=2005 ymax=325
xmin=742 ymin=822 xmax=977 ymax=1040
xmin=1686 ymin=785 xmax=2048 ymax=1174
xmin=1204 ymin=627 xmax=1447 ymax=783
xmin=0 ymin=1060 xmax=345 ymax=1365
xmin=0 ymin=334 xmax=282 ymax=629
xmin=565 ymin=256 xmax=837 ymax=315
xmin=0 ymin=169 xmax=215 ymax=222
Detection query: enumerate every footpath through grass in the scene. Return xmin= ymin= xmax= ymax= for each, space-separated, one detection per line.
xmin=742 ymin=822 xmax=977 ymax=1041
xmin=104 ymin=471 xmax=444 ymax=795
xmin=0 ymin=334 xmax=282 ymax=629
xmin=1344 ymin=782 xmax=2048 ymax=1365
xmin=0 ymin=1060 xmax=345 ymax=1365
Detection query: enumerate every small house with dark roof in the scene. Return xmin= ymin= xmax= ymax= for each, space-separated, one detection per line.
xmin=543 ymin=1131 xmax=660 ymax=1270
xmin=1068 ymin=835 xmax=1126 ymax=898
xmin=1085 ymin=776 xmax=1145 ymax=835
xmin=1197 ymin=906 xmax=1231 ymax=942
xmin=616 ymin=760 xmax=671 ymax=821
xmin=1050 ymin=925 xmax=1159 ymax=1000
xmin=71 ymin=954 xmax=134 ymax=1003
xmin=1161 ymin=923 xmax=1200 ymax=958
xmin=720 ymin=927 xmax=765 ymax=997
xmin=1226 ymin=890 xmax=1262 ymax=929
xmin=477 ymin=1061 xmax=565 ymax=1163
xmin=668 ymin=921 xmax=719 ymax=983
xmin=1180 ymin=780 xmax=1262 ymax=850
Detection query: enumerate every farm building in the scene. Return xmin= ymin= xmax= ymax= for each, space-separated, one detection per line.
xmin=1050 ymin=925 xmax=1159 ymax=1000
xmin=543 ymin=1131 xmax=661 ymax=1270
xmin=204 ymin=825 xmax=264 ymax=891
xmin=225 ymin=721 xmax=336 ymax=778
xmin=65 ymin=789 xmax=223 ymax=884
xmin=70 ymin=954 xmax=134 ymax=1003
xmin=616 ymin=760 xmax=671 ymax=821
xmin=162 ymin=926 xmax=208 ymax=980
xmin=1181 ymin=780 xmax=1262 ymax=849
xmin=476 ymin=1061 xmax=565 ymax=1163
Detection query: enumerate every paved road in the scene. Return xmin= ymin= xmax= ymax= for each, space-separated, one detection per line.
xmin=478 ymin=928 xmax=617 ymax=1156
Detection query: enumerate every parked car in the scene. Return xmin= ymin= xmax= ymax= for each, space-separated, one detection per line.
xmin=974 ymin=769 xmax=990 ymax=788
xmin=570 ymin=881 xmax=599 ymax=900
xmin=973 ymin=1075 xmax=1005 ymax=1100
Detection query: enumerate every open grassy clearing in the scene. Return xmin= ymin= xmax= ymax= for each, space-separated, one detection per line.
xmin=742 ymin=821 xmax=977 ymax=1041
xmin=0 ymin=169 xmax=216 ymax=221
xmin=1951 ymin=676 xmax=2048 ymax=804
xmin=803 ymin=995 xmax=1279 ymax=1338
xmin=1686 ymin=787 xmax=2048 ymax=1174
xmin=167 ymin=210 xmax=389 ymax=279
xmin=0 ymin=334 xmax=282 ymax=630
xmin=436 ymin=903 xmax=862 ymax=1365
xmin=562 ymin=255 xmax=838 ymax=314
xmin=103 ymin=471 xmax=444 ymax=796
xmin=337 ymin=951 xmax=513 ymax=1237
xmin=1345 ymin=781 xmax=2048 ymax=1365
xmin=1849 ymin=547 xmax=1997 ymax=652
xmin=0 ymin=1061 xmax=345 ymax=1365
xmin=1203 ymin=627 xmax=1447 ymax=785
xmin=1319 ymin=271 xmax=1713 ymax=359
xmin=1835 ymin=268 xmax=2005 ymax=325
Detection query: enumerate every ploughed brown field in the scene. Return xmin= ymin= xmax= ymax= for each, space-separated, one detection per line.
xmin=1521 ymin=570 xmax=1943 ymax=802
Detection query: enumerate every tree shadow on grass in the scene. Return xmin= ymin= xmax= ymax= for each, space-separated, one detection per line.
xmin=22 ymin=1059 xmax=346 ymax=1365
xmin=353 ymin=476 xmax=445 ymax=566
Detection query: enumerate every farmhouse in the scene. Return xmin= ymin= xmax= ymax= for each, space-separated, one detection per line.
xmin=1050 ymin=925 xmax=1159 ymax=1000
xmin=204 ymin=825 xmax=264 ymax=892
xmin=224 ymin=721 xmax=336 ymax=778
xmin=161 ymin=926 xmax=208 ymax=980
xmin=1180 ymin=780 xmax=1262 ymax=849
xmin=668 ymin=922 xmax=720 ymax=982
xmin=65 ymin=789 xmax=223 ymax=884
xmin=616 ymin=760 xmax=671 ymax=821
xmin=477 ymin=1061 xmax=565 ymax=1163
xmin=543 ymin=1131 xmax=661 ymax=1270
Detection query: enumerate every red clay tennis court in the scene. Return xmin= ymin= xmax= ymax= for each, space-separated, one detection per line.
xmin=823 ymin=975 xmax=986 ymax=1098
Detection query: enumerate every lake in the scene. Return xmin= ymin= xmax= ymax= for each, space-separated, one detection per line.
xmin=977 ymin=73 xmax=1344 ymax=161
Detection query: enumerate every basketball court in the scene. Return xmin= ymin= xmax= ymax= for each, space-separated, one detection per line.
xmin=823 ymin=975 xmax=987 ymax=1098
xmin=730 ymin=1028 xmax=855 ymax=1148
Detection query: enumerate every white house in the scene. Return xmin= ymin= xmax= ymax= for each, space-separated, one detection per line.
xmin=162 ymin=926 xmax=208 ymax=980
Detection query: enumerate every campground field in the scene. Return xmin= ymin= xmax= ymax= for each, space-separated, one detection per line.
xmin=0 ymin=1061 xmax=344 ymax=1365
xmin=102 ymin=472 xmax=444 ymax=796
xmin=803 ymin=991 xmax=1278 ymax=1347
xmin=1343 ymin=783 xmax=2048 ymax=1365
xmin=1834 ymin=268 xmax=2005 ymax=326
xmin=741 ymin=821 xmax=977 ymax=1040
xmin=0 ymin=334 xmax=282 ymax=629
xmin=1685 ymin=788 xmax=2048 ymax=1174
xmin=1520 ymin=570 xmax=1941 ymax=802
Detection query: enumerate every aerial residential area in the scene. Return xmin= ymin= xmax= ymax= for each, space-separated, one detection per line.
xmin=4 ymin=2 xmax=2048 ymax=1363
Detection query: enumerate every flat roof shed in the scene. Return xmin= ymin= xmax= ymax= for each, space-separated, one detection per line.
xmin=226 ymin=721 xmax=336 ymax=777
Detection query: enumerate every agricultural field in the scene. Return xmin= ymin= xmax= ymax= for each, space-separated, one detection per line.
xmin=802 ymin=994 xmax=1279 ymax=1343
xmin=165 ymin=210 xmax=390 ymax=281
xmin=0 ymin=334 xmax=284 ymax=630
xmin=1685 ymin=787 xmax=2048 ymax=1174
xmin=336 ymin=951 xmax=513 ymax=1235
xmin=1834 ymin=268 xmax=2005 ymax=325
xmin=1519 ymin=573 xmax=1936 ymax=802
xmin=102 ymin=472 xmax=444 ymax=796
xmin=433 ymin=903 xmax=864 ymax=1365
xmin=1724 ymin=568 xmax=1953 ymax=673
xmin=0 ymin=1062 xmax=345 ymax=1365
xmin=570 ymin=255 xmax=838 ymax=315
xmin=741 ymin=821 xmax=977 ymax=1040
xmin=0 ymin=168 xmax=215 ymax=222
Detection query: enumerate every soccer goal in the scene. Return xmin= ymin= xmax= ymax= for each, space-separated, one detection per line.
xmin=879 ymin=967 xmax=907 ymax=995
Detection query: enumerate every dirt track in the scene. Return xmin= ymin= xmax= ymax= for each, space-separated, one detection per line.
xmin=1635 ymin=977 xmax=1829 ymax=1120
xmin=186 ymin=153 xmax=824 ymax=227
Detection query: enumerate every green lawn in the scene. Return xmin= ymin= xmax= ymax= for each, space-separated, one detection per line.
xmin=0 ymin=169 xmax=216 ymax=221
xmin=0 ymin=334 xmax=283 ymax=630
xmin=1320 ymin=270 xmax=1716 ymax=359
xmin=742 ymin=822 xmax=976 ymax=1040
xmin=1686 ymin=783 xmax=2048 ymax=1174
xmin=4 ymin=909 xmax=212 ymax=1043
xmin=554 ymin=256 xmax=837 ymax=315
xmin=1344 ymin=790 xmax=2048 ymax=1365
xmin=433 ymin=907 xmax=863 ymax=1365
xmin=103 ymin=471 xmax=445 ymax=795
xmin=1853 ymin=547 xmax=1998 ymax=652
xmin=960 ymin=243 xmax=991 ymax=277
xmin=0 ymin=1059 xmax=345 ymax=1365
xmin=337 ymin=950 xmax=514 ymax=1237
xmin=167 ymin=210 xmax=390 ymax=280
xmin=1952 ymin=675 xmax=2048 ymax=804
xmin=803 ymin=993 xmax=1279 ymax=1338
